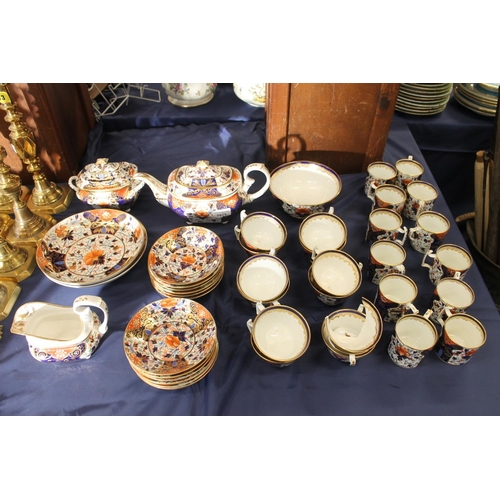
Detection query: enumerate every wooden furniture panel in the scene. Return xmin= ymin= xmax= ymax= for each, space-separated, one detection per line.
xmin=266 ymin=83 xmax=400 ymax=173
xmin=0 ymin=83 xmax=96 ymax=183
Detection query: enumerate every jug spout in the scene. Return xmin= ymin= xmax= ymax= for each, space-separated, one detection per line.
xmin=134 ymin=172 xmax=169 ymax=206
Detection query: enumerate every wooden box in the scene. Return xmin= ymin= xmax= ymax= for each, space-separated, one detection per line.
xmin=265 ymin=83 xmax=400 ymax=173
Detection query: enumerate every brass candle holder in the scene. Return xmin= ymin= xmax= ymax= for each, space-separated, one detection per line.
xmin=0 ymin=280 xmax=21 ymax=321
xmin=0 ymin=146 xmax=55 ymax=246
xmin=0 ymin=144 xmax=30 ymax=213
xmin=0 ymin=235 xmax=36 ymax=282
xmin=0 ymin=83 xmax=73 ymax=214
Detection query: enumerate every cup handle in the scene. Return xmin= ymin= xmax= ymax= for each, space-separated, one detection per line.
xmin=240 ymin=210 xmax=248 ymax=223
xmin=357 ymin=262 xmax=363 ymax=271
xmin=255 ymin=301 xmax=266 ymax=314
xmin=396 ymin=226 xmax=408 ymax=245
xmin=234 ymin=225 xmax=241 ymax=241
xmin=311 ymin=246 xmax=319 ymax=261
xmin=453 ymin=271 xmax=461 ymax=279
xmin=423 ymin=309 xmax=433 ymax=320
xmin=73 ymin=295 xmax=109 ymax=334
xmin=407 ymin=303 xmax=419 ymax=315
xmin=269 ymin=248 xmax=276 ymax=256
xmin=421 ymin=249 xmax=435 ymax=270
xmin=396 ymin=264 xmax=406 ymax=274
xmin=246 ymin=319 xmax=254 ymax=333
xmin=327 ymin=207 xmax=334 ymax=215
xmin=349 ymin=354 xmax=356 ymax=366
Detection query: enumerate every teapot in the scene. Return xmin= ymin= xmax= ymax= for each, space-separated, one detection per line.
xmin=10 ymin=295 xmax=109 ymax=363
xmin=135 ymin=159 xmax=271 ymax=223
xmin=68 ymin=158 xmax=144 ymax=211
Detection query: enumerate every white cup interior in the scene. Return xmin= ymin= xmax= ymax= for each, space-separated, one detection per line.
xmin=328 ymin=310 xmax=378 ymax=351
xmin=312 ymin=253 xmax=360 ymax=295
xmin=376 ymin=186 xmax=405 ymax=204
xmin=368 ymin=163 xmax=396 ymax=180
xmin=396 ymin=316 xmax=437 ymax=350
xmin=238 ymin=256 xmax=288 ymax=302
xmin=445 ymin=315 xmax=485 ymax=348
xmin=242 ymin=215 xmax=285 ymax=251
xmin=437 ymin=280 xmax=474 ymax=308
xmin=253 ymin=308 xmax=308 ymax=361
xmin=418 ymin=213 xmax=449 ymax=233
xmin=437 ymin=245 xmax=471 ymax=271
xmin=397 ymin=161 xmax=423 ymax=177
xmin=370 ymin=210 xmax=401 ymax=231
xmin=380 ymin=275 xmax=416 ymax=303
xmin=371 ymin=241 xmax=405 ymax=266
xmin=407 ymin=182 xmax=438 ymax=201
xmin=300 ymin=215 xmax=346 ymax=252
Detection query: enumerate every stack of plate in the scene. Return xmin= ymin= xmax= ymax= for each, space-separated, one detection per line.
xmin=395 ymin=83 xmax=453 ymax=116
xmin=36 ymin=209 xmax=147 ymax=287
xmin=124 ymin=298 xmax=218 ymax=389
xmin=148 ymin=226 xmax=224 ymax=298
xmin=454 ymin=83 xmax=499 ymax=116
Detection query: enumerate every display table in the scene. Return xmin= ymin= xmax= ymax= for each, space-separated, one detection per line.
xmin=0 ymin=88 xmax=498 ymax=416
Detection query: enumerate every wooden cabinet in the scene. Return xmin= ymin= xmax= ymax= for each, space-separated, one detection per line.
xmin=0 ymin=83 xmax=96 ymax=184
xmin=265 ymin=83 xmax=400 ymax=173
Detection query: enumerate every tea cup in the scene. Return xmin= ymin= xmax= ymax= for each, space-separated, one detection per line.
xmin=298 ymin=207 xmax=347 ymax=254
xmin=395 ymin=155 xmax=424 ymax=188
xmin=435 ymin=311 xmax=487 ymax=365
xmin=309 ymin=249 xmax=363 ymax=306
xmin=409 ymin=211 xmax=450 ymax=254
xmin=247 ymin=301 xmax=311 ymax=366
xmin=366 ymin=208 xmax=408 ymax=245
xmin=236 ymin=253 xmax=290 ymax=305
xmin=374 ymin=273 xmax=419 ymax=322
xmin=388 ymin=310 xmax=438 ymax=368
xmin=364 ymin=161 xmax=397 ymax=197
xmin=368 ymin=184 xmax=406 ymax=214
xmin=368 ymin=239 xmax=406 ymax=284
xmin=234 ymin=210 xmax=287 ymax=255
xmin=421 ymin=243 xmax=473 ymax=285
xmin=429 ymin=277 xmax=475 ymax=323
xmin=402 ymin=180 xmax=439 ymax=220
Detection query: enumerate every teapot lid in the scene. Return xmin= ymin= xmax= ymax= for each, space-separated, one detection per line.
xmin=76 ymin=158 xmax=139 ymax=190
xmin=171 ymin=160 xmax=241 ymax=198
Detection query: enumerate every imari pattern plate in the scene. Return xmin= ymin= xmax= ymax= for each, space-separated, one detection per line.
xmin=36 ymin=209 xmax=147 ymax=287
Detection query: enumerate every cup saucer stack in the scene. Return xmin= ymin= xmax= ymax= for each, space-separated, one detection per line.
xmin=395 ymin=83 xmax=453 ymax=116
xmin=123 ymin=298 xmax=218 ymax=389
xmin=148 ymin=226 xmax=224 ymax=298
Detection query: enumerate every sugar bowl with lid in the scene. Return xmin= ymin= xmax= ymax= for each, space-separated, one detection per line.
xmin=68 ymin=158 xmax=144 ymax=211
xmin=135 ymin=159 xmax=271 ymax=224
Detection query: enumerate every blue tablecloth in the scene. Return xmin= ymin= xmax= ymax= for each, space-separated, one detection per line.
xmin=0 ymin=98 xmax=498 ymax=415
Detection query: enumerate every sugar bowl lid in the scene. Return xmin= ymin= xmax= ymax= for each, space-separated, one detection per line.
xmin=169 ymin=159 xmax=241 ymax=198
xmin=75 ymin=158 xmax=139 ymax=190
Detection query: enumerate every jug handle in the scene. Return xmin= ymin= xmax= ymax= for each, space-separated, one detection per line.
xmin=241 ymin=163 xmax=271 ymax=204
xmin=73 ymin=295 xmax=109 ymax=334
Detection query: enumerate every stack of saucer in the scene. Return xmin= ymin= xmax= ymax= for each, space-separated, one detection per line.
xmin=123 ymin=298 xmax=218 ymax=389
xmin=454 ymin=83 xmax=499 ymax=116
xmin=395 ymin=83 xmax=453 ymax=116
xmin=148 ymin=226 xmax=224 ymax=298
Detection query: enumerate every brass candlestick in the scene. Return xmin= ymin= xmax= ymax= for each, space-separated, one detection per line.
xmin=0 ymin=235 xmax=36 ymax=282
xmin=0 ymin=144 xmax=30 ymax=213
xmin=0 ymin=83 xmax=73 ymax=214
xmin=0 ymin=146 xmax=55 ymax=246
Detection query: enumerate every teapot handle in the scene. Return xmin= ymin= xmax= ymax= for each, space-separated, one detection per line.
xmin=73 ymin=295 xmax=109 ymax=334
xmin=241 ymin=163 xmax=271 ymax=204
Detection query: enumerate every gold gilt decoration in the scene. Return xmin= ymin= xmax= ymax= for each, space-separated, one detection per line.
xmin=0 ymin=83 xmax=73 ymax=214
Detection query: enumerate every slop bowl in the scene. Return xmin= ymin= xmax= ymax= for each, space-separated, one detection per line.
xmin=269 ymin=161 xmax=342 ymax=219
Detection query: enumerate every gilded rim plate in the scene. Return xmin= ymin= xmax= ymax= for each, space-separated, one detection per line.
xmin=36 ymin=209 xmax=147 ymax=287
xmin=123 ymin=297 xmax=217 ymax=376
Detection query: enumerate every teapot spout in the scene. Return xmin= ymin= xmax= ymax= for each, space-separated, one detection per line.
xmin=134 ymin=172 xmax=169 ymax=206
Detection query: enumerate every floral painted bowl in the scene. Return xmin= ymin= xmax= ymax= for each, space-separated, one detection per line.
xmin=162 ymin=83 xmax=217 ymax=107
